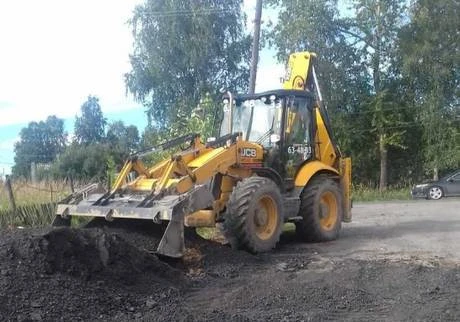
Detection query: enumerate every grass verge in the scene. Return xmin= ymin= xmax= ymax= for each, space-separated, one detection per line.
xmin=352 ymin=185 xmax=411 ymax=202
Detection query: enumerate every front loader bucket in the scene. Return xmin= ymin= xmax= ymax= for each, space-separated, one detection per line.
xmin=52 ymin=183 xmax=103 ymax=227
xmin=53 ymin=184 xmax=214 ymax=258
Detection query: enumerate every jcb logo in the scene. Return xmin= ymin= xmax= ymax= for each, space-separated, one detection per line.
xmin=241 ymin=148 xmax=257 ymax=158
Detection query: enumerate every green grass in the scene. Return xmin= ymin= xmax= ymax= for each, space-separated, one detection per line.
xmin=196 ymin=223 xmax=296 ymax=241
xmin=352 ymin=184 xmax=411 ymax=202
xmin=0 ymin=203 xmax=56 ymax=228
xmin=196 ymin=227 xmax=219 ymax=240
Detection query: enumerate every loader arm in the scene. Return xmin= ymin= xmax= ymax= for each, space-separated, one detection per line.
xmin=55 ymin=132 xmax=262 ymax=257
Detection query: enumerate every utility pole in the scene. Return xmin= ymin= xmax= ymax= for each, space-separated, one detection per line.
xmin=245 ymin=0 xmax=263 ymax=140
xmin=248 ymin=0 xmax=263 ymax=94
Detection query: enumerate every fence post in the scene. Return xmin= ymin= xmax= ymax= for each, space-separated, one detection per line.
xmin=69 ymin=174 xmax=75 ymax=193
xmin=4 ymin=175 xmax=16 ymax=211
xmin=49 ymin=181 xmax=53 ymax=202
xmin=31 ymin=162 xmax=37 ymax=184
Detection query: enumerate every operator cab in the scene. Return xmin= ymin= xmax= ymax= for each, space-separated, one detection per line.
xmin=220 ymin=89 xmax=316 ymax=181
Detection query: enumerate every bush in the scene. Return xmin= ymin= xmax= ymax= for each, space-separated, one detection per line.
xmin=51 ymin=143 xmax=113 ymax=181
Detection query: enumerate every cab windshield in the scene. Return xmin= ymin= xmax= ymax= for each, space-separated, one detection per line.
xmin=220 ymin=95 xmax=283 ymax=147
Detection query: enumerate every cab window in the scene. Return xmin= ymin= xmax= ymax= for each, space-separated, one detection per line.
xmin=285 ymin=96 xmax=311 ymax=150
xmin=283 ymin=96 xmax=312 ymax=177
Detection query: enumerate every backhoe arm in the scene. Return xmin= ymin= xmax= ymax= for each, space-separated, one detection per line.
xmin=283 ymin=51 xmax=352 ymax=221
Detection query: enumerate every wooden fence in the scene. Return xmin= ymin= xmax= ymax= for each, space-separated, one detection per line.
xmin=0 ymin=176 xmax=75 ymax=229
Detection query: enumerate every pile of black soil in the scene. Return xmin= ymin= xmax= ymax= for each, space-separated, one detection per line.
xmin=83 ymin=218 xmax=166 ymax=253
xmin=83 ymin=218 xmax=252 ymax=279
xmin=0 ymin=227 xmax=186 ymax=321
xmin=2 ymin=220 xmax=459 ymax=321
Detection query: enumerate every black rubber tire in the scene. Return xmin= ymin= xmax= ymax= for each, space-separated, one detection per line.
xmin=295 ymin=175 xmax=343 ymax=242
xmin=222 ymin=177 xmax=283 ymax=253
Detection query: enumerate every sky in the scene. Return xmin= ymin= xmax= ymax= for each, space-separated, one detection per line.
xmin=0 ymin=0 xmax=284 ymax=175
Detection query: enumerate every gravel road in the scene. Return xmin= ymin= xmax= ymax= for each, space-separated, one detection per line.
xmin=1 ymin=199 xmax=459 ymax=321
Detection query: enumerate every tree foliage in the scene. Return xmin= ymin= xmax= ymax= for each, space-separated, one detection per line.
xmin=13 ymin=116 xmax=67 ymax=177
xmin=125 ymin=0 xmax=251 ymax=127
xmin=265 ymin=0 xmax=450 ymax=187
xmin=267 ymin=0 xmax=370 ymax=113
xmin=74 ymin=96 xmax=107 ymax=145
xmin=12 ymin=0 xmax=459 ymax=187
xmin=399 ymin=0 xmax=460 ymax=177
xmin=106 ymin=121 xmax=140 ymax=163
xmin=49 ymin=98 xmax=141 ymax=180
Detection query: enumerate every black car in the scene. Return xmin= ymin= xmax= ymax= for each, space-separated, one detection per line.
xmin=411 ymin=170 xmax=460 ymax=200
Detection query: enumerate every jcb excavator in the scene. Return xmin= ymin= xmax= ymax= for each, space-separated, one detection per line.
xmin=53 ymin=52 xmax=352 ymax=257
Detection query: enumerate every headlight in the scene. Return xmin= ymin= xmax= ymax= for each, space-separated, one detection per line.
xmin=416 ymin=183 xmax=429 ymax=188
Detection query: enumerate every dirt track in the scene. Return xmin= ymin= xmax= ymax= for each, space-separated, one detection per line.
xmin=1 ymin=199 xmax=459 ymax=321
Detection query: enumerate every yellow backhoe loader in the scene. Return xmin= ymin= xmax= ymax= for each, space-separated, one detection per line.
xmin=53 ymin=52 xmax=352 ymax=257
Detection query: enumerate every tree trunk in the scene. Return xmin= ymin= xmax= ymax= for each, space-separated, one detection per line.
xmin=379 ymin=134 xmax=388 ymax=191
xmin=433 ymin=167 xmax=439 ymax=181
xmin=374 ymin=1 xmax=386 ymax=192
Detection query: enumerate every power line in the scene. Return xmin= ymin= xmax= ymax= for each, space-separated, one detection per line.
xmin=148 ymin=8 xmax=234 ymax=14
xmin=143 ymin=8 xmax=237 ymax=18
xmin=338 ymin=106 xmax=415 ymax=115
xmin=345 ymin=121 xmax=460 ymax=134
xmin=347 ymin=123 xmax=422 ymax=134
xmin=335 ymin=105 xmax=460 ymax=116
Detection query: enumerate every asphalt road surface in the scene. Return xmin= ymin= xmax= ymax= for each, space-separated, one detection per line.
xmin=311 ymin=198 xmax=460 ymax=264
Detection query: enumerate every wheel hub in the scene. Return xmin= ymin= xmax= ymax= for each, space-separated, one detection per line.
xmin=319 ymin=191 xmax=338 ymax=231
xmin=255 ymin=209 xmax=268 ymax=227
xmin=254 ymin=196 xmax=278 ymax=240
xmin=429 ymin=187 xmax=442 ymax=199
xmin=319 ymin=203 xmax=329 ymax=219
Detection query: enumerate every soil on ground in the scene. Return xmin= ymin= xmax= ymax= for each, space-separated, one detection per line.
xmin=1 ymin=200 xmax=460 ymax=321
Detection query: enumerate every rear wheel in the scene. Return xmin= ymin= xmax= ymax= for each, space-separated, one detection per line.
xmin=222 ymin=177 xmax=283 ymax=253
xmin=428 ymin=186 xmax=443 ymax=200
xmin=296 ymin=175 xmax=343 ymax=242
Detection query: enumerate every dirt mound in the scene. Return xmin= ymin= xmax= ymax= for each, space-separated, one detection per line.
xmin=84 ymin=218 xmax=166 ymax=253
xmin=0 ymin=227 xmax=186 ymax=321
xmin=3 ymin=227 xmax=179 ymax=283
xmin=51 ymin=228 xmax=179 ymax=281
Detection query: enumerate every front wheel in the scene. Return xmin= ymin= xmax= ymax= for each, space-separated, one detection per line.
xmin=222 ymin=177 xmax=283 ymax=253
xmin=428 ymin=186 xmax=443 ymax=200
xmin=296 ymin=175 xmax=343 ymax=242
